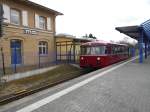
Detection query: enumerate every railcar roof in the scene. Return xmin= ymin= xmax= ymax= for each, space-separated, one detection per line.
xmin=81 ymin=40 xmax=109 ymax=46
xmin=81 ymin=40 xmax=128 ymax=46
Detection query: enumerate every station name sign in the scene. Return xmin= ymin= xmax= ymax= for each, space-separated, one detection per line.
xmin=23 ymin=28 xmax=37 ymax=35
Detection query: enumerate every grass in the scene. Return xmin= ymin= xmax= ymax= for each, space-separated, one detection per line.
xmin=1 ymin=64 xmax=49 ymax=75
xmin=0 ymin=64 xmax=81 ymax=98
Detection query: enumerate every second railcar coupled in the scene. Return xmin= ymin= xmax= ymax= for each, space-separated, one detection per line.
xmin=80 ymin=41 xmax=129 ymax=68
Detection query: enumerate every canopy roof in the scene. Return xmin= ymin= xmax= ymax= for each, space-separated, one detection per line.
xmin=115 ymin=19 xmax=150 ymax=41
xmin=115 ymin=26 xmax=142 ymax=40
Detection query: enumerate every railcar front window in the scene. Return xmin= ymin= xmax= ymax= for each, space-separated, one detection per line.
xmin=81 ymin=46 xmax=106 ymax=55
xmin=81 ymin=47 xmax=91 ymax=55
xmin=91 ymin=47 xmax=99 ymax=55
xmin=91 ymin=46 xmax=106 ymax=55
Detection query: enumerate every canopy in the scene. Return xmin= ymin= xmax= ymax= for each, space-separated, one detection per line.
xmin=115 ymin=19 xmax=150 ymax=63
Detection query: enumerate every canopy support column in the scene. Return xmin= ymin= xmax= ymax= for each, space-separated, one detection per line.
xmin=73 ymin=40 xmax=76 ymax=63
xmin=148 ymin=40 xmax=150 ymax=56
xmin=139 ymin=30 xmax=143 ymax=63
xmin=145 ymin=41 xmax=147 ymax=59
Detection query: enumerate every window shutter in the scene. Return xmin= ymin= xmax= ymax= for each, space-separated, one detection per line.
xmin=47 ymin=17 xmax=51 ymax=31
xmin=3 ymin=4 xmax=10 ymax=23
xmin=22 ymin=10 xmax=28 ymax=26
xmin=35 ymin=13 xmax=39 ymax=28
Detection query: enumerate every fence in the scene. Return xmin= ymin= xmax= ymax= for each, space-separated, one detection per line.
xmin=0 ymin=51 xmax=54 ymax=75
xmin=0 ymin=49 xmax=80 ymax=75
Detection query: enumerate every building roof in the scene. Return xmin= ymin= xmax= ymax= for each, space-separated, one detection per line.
xmin=55 ymin=34 xmax=93 ymax=42
xmin=14 ymin=0 xmax=63 ymax=15
xmin=56 ymin=33 xmax=76 ymax=38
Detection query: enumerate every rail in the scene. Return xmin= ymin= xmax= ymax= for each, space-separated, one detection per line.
xmin=0 ymin=68 xmax=93 ymax=105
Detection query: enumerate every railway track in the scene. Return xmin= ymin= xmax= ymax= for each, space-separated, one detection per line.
xmin=0 ymin=68 xmax=94 ymax=105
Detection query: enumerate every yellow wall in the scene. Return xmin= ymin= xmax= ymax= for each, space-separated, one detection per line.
xmin=1 ymin=26 xmax=55 ymax=67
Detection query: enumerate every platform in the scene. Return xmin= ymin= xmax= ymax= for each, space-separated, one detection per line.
xmin=0 ymin=57 xmax=150 ymax=112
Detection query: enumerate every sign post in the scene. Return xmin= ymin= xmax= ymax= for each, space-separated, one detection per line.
xmin=0 ymin=47 xmax=5 ymax=75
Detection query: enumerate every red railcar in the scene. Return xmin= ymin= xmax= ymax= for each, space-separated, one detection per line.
xmin=80 ymin=40 xmax=129 ymax=68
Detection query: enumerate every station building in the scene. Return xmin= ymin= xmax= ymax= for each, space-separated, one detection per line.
xmin=0 ymin=0 xmax=62 ymax=67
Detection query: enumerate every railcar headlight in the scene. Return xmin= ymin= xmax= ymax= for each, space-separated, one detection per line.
xmin=81 ymin=57 xmax=84 ymax=60
xmin=97 ymin=57 xmax=100 ymax=60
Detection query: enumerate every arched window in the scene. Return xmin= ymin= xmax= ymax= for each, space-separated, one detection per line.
xmin=39 ymin=41 xmax=48 ymax=55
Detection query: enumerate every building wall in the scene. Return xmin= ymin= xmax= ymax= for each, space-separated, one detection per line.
xmin=0 ymin=0 xmax=57 ymax=67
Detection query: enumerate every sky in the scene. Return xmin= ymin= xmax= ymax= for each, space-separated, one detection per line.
xmin=31 ymin=0 xmax=150 ymax=42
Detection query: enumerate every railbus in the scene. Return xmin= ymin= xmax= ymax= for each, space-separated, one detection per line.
xmin=80 ymin=41 xmax=129 ymax=68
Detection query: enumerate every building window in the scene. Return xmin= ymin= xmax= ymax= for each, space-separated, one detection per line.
xmin=39 ymin=16 xmax=46 ymax=30
xmin=10 ymin=9 xmax=20 ymax=25
xmin=39 ymin=41 xmax=48 ymax=55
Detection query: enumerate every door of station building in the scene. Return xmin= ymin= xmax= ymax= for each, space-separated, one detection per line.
xmin=11 ymin=40 xmax=22 ymax=65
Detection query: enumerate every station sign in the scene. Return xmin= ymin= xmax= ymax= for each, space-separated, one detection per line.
xmin=23 ymin=28 xmax=37 ymax=35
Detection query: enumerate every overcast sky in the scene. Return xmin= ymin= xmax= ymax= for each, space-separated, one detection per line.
xmin=31 ymin=0 xmax=150 ymax=42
